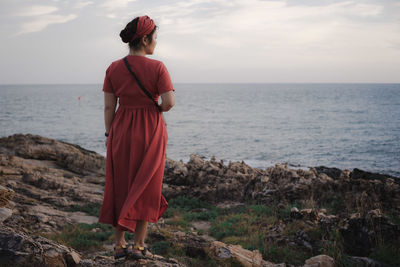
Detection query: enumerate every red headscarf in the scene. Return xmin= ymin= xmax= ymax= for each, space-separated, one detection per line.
xmin=131 ymin=15 xmax=155 ymax=42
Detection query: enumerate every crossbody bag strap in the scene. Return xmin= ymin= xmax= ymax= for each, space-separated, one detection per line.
xmin=123 ymin=56 xmax=161 ymax=112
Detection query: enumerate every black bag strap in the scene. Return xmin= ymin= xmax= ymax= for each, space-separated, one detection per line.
xmin=123 ymin=56 xmax=161 ymax=112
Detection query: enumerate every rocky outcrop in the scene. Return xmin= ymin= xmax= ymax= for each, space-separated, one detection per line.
xmin=0 ymin=133 xmax=105 ymax=176
xmin=0 ymin=224 xmax=81 ymax=267
xmin=164 ymin=155 xmax=400 ymax=217
xmin=210 ymin=240 xmax=289 ymax=266
xmin=0 ymin=134 xmax=107 ymax=234
xmin=0 ymin=224 xmax=187 ymax=267
xmin=339 ymin=209 xmax=400 ymax=256
xmin=0 ymin=185 xmax=14 ymax=223
xmin=163 ymin=154 xmax=400 ymax=264
xmin=1 ymin=133 xmax=399 ymax=267
xmin=163 ymin=155 xmax=264 ymax=202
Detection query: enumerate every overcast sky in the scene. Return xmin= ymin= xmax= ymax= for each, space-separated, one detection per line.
xmin=1 ymin=0 xmax=400 ymax=84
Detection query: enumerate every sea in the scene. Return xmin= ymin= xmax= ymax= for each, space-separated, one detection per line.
xmin=0 ymin=83 xmax=399 ymax=177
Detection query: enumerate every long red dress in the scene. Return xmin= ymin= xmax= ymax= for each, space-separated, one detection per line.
xmin=98 ymin=55 xmax=174 ymax=233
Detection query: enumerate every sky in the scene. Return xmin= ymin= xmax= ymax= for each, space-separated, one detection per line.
xmin=0 ymin=0 xmax=400 ymax=84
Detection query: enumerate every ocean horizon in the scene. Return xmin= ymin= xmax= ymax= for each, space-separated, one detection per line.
xmin=1 ymin=83 xmax=399 ymax=177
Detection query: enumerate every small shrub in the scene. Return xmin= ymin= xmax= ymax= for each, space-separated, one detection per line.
xmin=66 ymin=203 xmax=102 ymax=217
xmin=45 ymin=222 xmax=114 ymax=251
xmin=369 ymin=241 xmax=400 ymax=266
xmin=152 ymin=241 xmax=170 ymax=255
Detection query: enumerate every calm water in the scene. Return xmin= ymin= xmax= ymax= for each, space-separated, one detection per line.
xmin=0 ymin=83 xmax=399 ymax=177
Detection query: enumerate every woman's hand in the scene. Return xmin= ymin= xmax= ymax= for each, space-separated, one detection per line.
xmin=104 ymin=92 xmax=116 ymax=147
xmin=160 ymin=91 xmax=175 ymax=112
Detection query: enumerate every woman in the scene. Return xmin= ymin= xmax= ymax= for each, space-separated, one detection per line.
xmin=98 ymin=15 xmax=175 ymax=260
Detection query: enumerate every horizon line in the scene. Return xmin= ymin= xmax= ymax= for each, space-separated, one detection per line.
xmin=1 ymin=82 xmax=400 ymax=86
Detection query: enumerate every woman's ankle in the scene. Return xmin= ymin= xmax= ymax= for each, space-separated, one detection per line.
xmin=115 ymin=240 xmax=127 ymax=246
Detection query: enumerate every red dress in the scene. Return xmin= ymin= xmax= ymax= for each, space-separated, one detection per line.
xmin=98 ymin=55 xmax=174 ymax=233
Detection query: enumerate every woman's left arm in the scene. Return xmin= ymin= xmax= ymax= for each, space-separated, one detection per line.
xmin=104 ymin=92 xmax=117 ymax=134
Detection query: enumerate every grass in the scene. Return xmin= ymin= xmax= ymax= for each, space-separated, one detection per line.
xmin=263 ymin=244 xmax=310 ymax=266
xmin=168 ymin=196 xmax=400 ymax=266
xmin=163 ymin=196 xmax=318 ymax=265
xmin=369 ymin=240 xmax=400 ymax=266
xmin=65 ymin=202 xmax=102 ymax=217
xmin=387 ymin=213 xmax=400 ymax=226
xmin=44 ymin=195 xmax=398 ymax=267
xmin=320 ymin=228 xmax=352 ymax=267
xmin=208 ymin=202 xmax=314 ymax=265
xmin=43 ymin=222 xmax=114 ymax=251
xmin=318 ymin=194 xmax=346 ymax=215
xmin=164 ymin=195 xmax=220 ymax=218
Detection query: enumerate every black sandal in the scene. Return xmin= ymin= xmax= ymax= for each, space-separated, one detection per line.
xmin=113 ymin=244 xmax=130 ymax=260
xmin=131 ymin=244 xmax=154 ymax=259
xmin=142 ymin=246 xmax=155 ymax=259
xmin=129 ymin=244 xmax=146 ymax=260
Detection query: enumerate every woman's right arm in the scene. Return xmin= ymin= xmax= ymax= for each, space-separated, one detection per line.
xmin=160 ymin=90 xmax=175 ymax=112
xmin=104 ymin=92 xmax=117 ymax=133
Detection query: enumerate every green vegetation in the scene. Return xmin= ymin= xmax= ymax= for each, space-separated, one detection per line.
xmin=164 ymin=195 xmax=220 ymax=219
xmin=65 ymin=202 xmax=102 ymax=217
xmin=163 ymin=196 xmax=399 ymax=266
xmin=320 ymin=228 xmax=353 ymax=267
xmin=43 ymin=222 xmax=114 ymax=251
xmin=319 ymin=194 xmax=346 ymax=214
xmin=208 ymin=200 xmax=312 ymax=266
xmin=46 ymin=195 xmax=398 ymax=267
xmin=369 ymin=241 xmax=400 ymax=266
xmin=387 ymin=213 xmax=400 ymax=226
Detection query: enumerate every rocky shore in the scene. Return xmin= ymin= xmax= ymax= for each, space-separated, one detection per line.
xmin=0 ymin=133 xmax=399 ymax=266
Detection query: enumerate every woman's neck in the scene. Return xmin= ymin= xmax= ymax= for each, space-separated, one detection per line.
xmin=129 ymin=49 xmax=146 ymax=56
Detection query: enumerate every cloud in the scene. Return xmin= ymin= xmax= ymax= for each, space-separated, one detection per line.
xmin=121 ymin=0 xmax=399 ymax=75
xmin=3 ymin=0 xmax=398 ymax=83
xmin=73 ymin=1 xmax=94 ymax=9
xmin=15 ymin=14 xmax=78 ymax=35
xmin=141 ymin=0 xmax=387 ymax=45
xmin=99 ymin=0 xmax=136 ymax=10
xmin=106 ymin=14 xmax=117 ymax=19
xmin=14 ymin=5 xmax=58 ymax=17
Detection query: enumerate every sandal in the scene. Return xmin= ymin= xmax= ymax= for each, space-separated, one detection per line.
xmin=142 ymin=246 xmax=155 ymax=259
xmin=131 ymin=244 xmax=154 ymax=259
xmin=113 ymin=244 xmax=131 ymax=260
xmin=128 ymin=244 xmax=146 ymax=260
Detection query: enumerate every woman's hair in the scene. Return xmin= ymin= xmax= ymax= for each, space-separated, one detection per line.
xmin=120 ymin=17 xmax=157 ymax=50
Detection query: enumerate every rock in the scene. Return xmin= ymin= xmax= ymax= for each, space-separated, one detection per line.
xmin=65 ymin=250 xmax=81 ymax=266
xmin=339 ymin=169 xmax=351 ymax=180
xmin=0 ymin=185 xmax=15 ymax=207
xmin=69 ymin=211 xmax=99 ymax=224
xmin=0 ymin=207 xmax=13 ymax=222
xmin=0 ymin=224 xmax=77 ymax=267
xmin=300 ymin=209 xmax=319 ymax=221
xmin=346 ymin=256 xmax=382 ymax=267
xmin=351 ymin=168 xmax=400 ymax=184
xmin=1 ymin=134 xmax=399 ymax=267
xmin=210 ymin=240 xmax=283 ymax=266
xmin=191 ymin=221 xmax=211 ymax=232
xmin=303 ymin=254 xmax=335 ymax=267
xmin=318 ymin=173 xmax=334 ymax=183
xmin=339 ymin=210 xmax=400 ymax=256
xmin=0 ymin=134 xmax=105 ymax=176
xmin=189 ymin=154 xmax=205 ymax=167
xmin=314 ymin=166 xmax=343 ymax=180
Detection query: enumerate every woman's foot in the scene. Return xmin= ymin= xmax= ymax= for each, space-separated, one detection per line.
xmin=131 ymin=244 xmax=154 ymax=259
xmin=114 ymin=241 xmax=133 ymax=260
xmin=113 ymin=244 xmax=128 ymax=260
xmin=141 ymin=245 xmax=154 ymax=259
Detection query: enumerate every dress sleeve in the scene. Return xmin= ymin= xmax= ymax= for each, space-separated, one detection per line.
xmin=102 ymin=65 xmax=114 ymax=93
xmin=157 ymin=62 xmax=175 ymax=95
